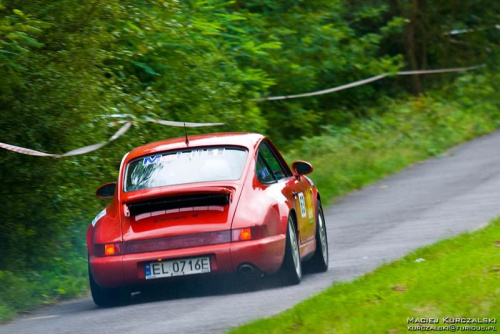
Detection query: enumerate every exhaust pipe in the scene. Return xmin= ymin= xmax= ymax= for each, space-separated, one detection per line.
xmin=238 ymin=264 xmax=256 ymax=274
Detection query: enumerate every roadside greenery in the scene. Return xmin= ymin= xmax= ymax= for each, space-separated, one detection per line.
xmin=0 ymin=0 xmax=500 ymax=324
xmin=284 ymin=72 xmax=500 ymax=201
xmin=230 ymin=218 xmax=500 ymax=333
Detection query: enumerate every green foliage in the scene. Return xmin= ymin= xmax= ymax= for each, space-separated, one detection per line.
xmin=235 ymin=0 xmax=404 ymax=143
xmin=284 ymin=72 xmax=500 ymax=201
xmin=231 ymin=218 xmax=500 ymax=333
xmin=108 ymin=1 xmax=268 ymax=134
xmin=0 ymin=6 xmax=45 ymax=76
xmin=0 ymin=0 xmax=120 ymax=270
xmin=380 ymin=0 xmax=500 ymax=95
xmin=0 ymin=217 xmax=88 ymax=323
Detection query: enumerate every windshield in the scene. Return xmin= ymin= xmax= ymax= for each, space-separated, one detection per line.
xmin=124 ymin=147 xmax=248 ymax=192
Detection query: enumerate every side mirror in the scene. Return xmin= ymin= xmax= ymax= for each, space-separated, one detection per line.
xmin=96 ymin=182 xmax=117 ymax=198
xmin=292 ymin=161 xmax=313 ymax=176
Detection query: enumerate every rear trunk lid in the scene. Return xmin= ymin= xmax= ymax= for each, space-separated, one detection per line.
xmin=119 ymin=184 xmax=241 ymax=253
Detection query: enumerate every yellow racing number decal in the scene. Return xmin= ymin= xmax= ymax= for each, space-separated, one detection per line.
xmin=304 ymin=190 xmax=314 ymax=223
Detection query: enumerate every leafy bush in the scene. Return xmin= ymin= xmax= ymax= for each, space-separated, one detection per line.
xmin=285 ymin=72 xmax=500 ymax=201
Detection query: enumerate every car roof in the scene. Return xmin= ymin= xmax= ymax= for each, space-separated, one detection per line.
xmin=125 ymin=132 xmax=265 ymax=162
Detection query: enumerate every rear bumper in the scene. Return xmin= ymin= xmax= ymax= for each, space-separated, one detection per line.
xmin=90 ymin=234 xmax=286 ymax=288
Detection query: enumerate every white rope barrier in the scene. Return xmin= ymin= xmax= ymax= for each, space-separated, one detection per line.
xmin=252 ymin=64 xmax=484 ymax=102
xmin=0 ymin=121 xmax=132 ymax=158
xmin=0 ymin=118 xmax=224 ymax=158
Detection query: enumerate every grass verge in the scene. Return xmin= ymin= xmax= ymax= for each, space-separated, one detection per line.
xmin=1 ymin=72 xmax=499 ymax=324
xmin=230 ymin=218 xmax=500 ymax=334
xmin=0 ymin=223 xmax=89 ymax=323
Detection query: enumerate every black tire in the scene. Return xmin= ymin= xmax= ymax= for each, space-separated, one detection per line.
xmin=279 ymin=214 xmax=302 ymax=285
xmin=88 ymin=262 xmax=129 ymax=307
xmin=309 ymin=201 xmax=329 ymax=272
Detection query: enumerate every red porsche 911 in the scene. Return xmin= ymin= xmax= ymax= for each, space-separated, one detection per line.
xmin=87 ymin=132 xmax=329 ymax=306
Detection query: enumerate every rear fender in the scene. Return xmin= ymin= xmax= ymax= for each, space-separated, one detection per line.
xmin=87 ymin=200 xmax=122 ymax=256
xmin=86 ymin=225 xmax=94 ymax=256
xmin=231 ymin=183 xmax=291 ymax=237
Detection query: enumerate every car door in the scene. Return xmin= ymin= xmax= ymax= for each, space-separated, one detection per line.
xmin=256 ymin=141 xmax=313 ymax=245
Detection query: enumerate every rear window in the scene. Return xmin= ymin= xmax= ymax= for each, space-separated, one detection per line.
xmin=124 ymin=147 xmax=247 ymax=192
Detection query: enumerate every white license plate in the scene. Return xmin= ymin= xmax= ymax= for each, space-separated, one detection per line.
xmin=145 ymin=256 xmax=211 ymax=280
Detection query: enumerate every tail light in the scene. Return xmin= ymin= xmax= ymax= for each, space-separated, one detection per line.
xmin=231 ymin=226 xmax=266 ymax=242
xmin=94 ymin=243 xmax=122 ymax=257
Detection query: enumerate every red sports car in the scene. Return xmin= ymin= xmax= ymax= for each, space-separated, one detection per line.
xmin=87 ymin=132 xmax=329 ymax=306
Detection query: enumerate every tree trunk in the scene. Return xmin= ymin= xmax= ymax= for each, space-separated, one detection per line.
xmin=404 ymin=0 xmax=423 ymax=95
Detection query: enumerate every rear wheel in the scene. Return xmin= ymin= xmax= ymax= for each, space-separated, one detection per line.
xmin=280 ymin=214 xmax=302 ymax=285
xmin=309 ymin=201 xmax=329 ymax=272
xmin=88 ymin=262 xmax=129 ymax=307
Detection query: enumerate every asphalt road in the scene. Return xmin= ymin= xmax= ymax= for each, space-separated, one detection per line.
xmin=2 ymin=130 xmax=500 ymax=334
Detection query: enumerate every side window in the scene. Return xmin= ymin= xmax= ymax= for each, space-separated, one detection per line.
xmin=256 ymin=142 xmax=287 ymax=183
xmin=256 ymin=154 xmax=275 ymax=183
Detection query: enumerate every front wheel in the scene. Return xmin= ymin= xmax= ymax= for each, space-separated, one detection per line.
xmin=279 ymin=215 xmax=302 ymax=285
xmin=88 ymin=262 xmax=129 ymax=307
xmin=309 ymin=201 xmax=329 ymax=272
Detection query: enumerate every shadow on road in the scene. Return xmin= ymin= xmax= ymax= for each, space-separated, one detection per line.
xmin=116 ymin=265 xmax=321 ymax=307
